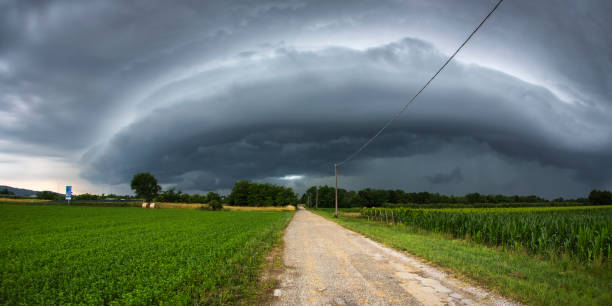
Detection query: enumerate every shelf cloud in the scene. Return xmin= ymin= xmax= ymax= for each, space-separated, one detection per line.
xmin=1 ymin=0 xmax=610 ymax=197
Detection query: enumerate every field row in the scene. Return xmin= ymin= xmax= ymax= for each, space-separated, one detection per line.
xmin=360 ymin=206 xmax=612 ymax=262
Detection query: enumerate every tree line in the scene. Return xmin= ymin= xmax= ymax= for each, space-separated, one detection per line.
xmin=156 ymin=188 xmax=221 ymax=204
xmin=227 ymin=181 xmax=297 ymax=206
xmin=129 ymin=173 xmax=297 ymax=206
xmin=300 ymin=186 xmax=611 ymax=208
xmin=25 ymin=172 xmax=611 ymax=207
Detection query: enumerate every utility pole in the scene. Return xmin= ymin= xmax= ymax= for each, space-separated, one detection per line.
xmin=308 ymin=193 xmax=311 ymax=208
xmin=334 ymin=163 xmax=338 ymax=218
xmin=315 ymin=187 xmax=318 ymax=209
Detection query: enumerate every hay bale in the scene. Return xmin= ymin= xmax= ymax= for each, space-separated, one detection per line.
xmin=142 ymin=202 xmax=147 ymax=208
xmin=149 ymin=203 xmax=156 ymax=209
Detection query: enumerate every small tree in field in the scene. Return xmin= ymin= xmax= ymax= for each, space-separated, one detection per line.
xmin=130 ymin=172 xmax=161 ymax=203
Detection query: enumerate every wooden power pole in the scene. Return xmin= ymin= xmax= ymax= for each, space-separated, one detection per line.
xmin=315 ymin=187 xmax=318 ymax=209
xmin=334 ymin=163 xmax=338 ymax=218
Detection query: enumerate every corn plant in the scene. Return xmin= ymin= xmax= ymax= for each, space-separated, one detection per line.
xmin=361 ymin=206 xmax=612 ymax=262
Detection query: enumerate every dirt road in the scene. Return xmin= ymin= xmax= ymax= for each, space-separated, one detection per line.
xmin=273 ymin=210 xmax=513 ymax=305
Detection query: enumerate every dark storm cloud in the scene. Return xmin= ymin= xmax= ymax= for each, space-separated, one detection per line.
xmin=1 ymin=0 xmax=611 ymax=196
xmin=0 ymin=0 xmax=243 ymax=150
xmin=427 ymin=168 xmax=463 ymax=185
xmin=82 ymin=39 xmax=612 ymax=192
xmin=497 ymin=1 xmax=612 ymax=106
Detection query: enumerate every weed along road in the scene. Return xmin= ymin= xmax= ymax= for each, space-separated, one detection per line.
xmin=274 ymin=210 xmax=513 ymax=305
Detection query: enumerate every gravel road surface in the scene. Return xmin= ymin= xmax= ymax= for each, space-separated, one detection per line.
xmin=273 ymin=209 xmax=514 ymax=305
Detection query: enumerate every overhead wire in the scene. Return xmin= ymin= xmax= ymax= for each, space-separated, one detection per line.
xmin=335 ymin=0 xmax=504 ymax=167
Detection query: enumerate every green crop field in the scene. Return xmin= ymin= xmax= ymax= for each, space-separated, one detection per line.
xmin=361 ymin=206 xmax=612 ymax=262
xmin=0 ymin=204 xmax=293 ymax=305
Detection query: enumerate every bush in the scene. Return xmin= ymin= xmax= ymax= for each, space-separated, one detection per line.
xmin=209 ymin=200 xmax=223 ymax=211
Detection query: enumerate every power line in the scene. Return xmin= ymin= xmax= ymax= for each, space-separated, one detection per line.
xmin=335 ymin=0 xmax=504 ymax=167
xmin=332 ymin=0 xmax=504 ymax=217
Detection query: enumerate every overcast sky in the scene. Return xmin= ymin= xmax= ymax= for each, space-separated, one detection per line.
xmin=1 ymin=0 xmax=611 ymax=198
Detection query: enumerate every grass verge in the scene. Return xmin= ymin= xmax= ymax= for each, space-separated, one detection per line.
xmin=248 ymin=232 xmax=287 ymax=305
xmin=312 ymin=209 xmax=612 ymax=305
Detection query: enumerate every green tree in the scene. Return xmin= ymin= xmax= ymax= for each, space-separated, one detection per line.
xmin=36 ymin=191 xmax=61 ymax=200
xmin=205 ymin=191 xmax=221 ymax=203
xmin=589 ymin=189 xmax=612 ymax=205
xmin=130 ymin=172 xmax=161 ymax=202
xmin=229 ymin=181 xmax=250 ymax=205
xmin=358 ymin=188 xmax=389 ymax=207
xmin=343 ymin=190 xmax=360 ymax=207
xmin=465 ymin=192 xmax=483 ymax=204
xmin=158 ymin=187 xmax=181 ymax=202
xmin=228 ymin=181 xmax=297 ymax=206
xmin=301 ymin=185 xmax=352 ymax=208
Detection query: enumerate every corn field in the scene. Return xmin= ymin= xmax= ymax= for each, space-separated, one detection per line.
xmin=360 ymin=206 xmax=612 ymax=262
